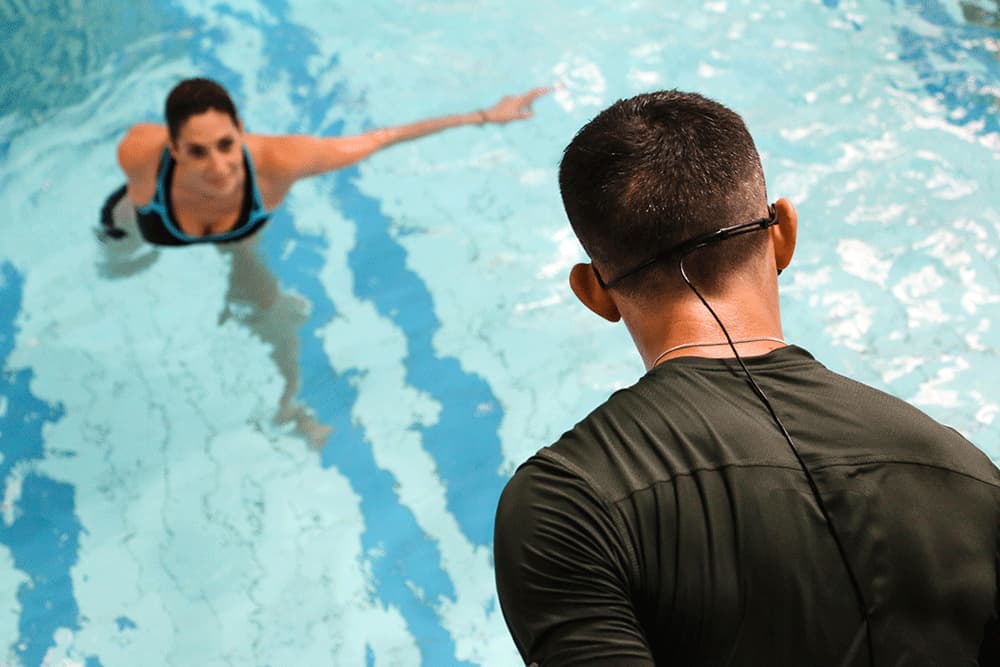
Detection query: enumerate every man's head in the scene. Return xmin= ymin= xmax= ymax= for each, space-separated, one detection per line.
xmin=559 ymin=90 xmax=773 ymax=299
xmin=165 ymin=78 xmax=240 ymax=143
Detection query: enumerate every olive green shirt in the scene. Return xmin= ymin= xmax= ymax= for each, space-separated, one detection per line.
xmin=495 ymin=346 xmax=1000 ymax=666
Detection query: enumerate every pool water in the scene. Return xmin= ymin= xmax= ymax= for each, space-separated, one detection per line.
xmin=1 ymin=1 xmax=998 ymax=665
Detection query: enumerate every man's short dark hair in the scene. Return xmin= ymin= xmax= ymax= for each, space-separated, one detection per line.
xmin=165 ymin=78 xmax=240 ymax=142
xmin=559 ymin=90 xmax=770 ymax=295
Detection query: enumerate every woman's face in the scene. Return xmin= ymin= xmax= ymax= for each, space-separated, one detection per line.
xmin=170 ymin=109 xmax=244 ymax=195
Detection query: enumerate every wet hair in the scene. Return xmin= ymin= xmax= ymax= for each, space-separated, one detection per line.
xmin=559 ymin=90 xmax=769 ymax=296
xmin=165 ymin=78 xmax=240 ymax=142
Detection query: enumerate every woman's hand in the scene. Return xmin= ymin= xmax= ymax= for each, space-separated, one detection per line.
xmin=480 ymin=87 xmax=551 ymax=124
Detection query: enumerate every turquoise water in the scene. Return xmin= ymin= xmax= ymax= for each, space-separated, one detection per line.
xmin=0 ymin=1 xmax=997 ymax=665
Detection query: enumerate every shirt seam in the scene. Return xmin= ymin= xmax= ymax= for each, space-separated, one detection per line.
xmin=536 ymin=452 xmax=999 ymax=506
xmin=604 ymin=461 xmax=811 ymax=503
xmin=809 ymin=457 xmax=1000 ymax=488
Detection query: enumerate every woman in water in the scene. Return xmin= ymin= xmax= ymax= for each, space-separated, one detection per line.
xmin=101 ymin=78 xmax=548 ymax=446
xmin=105 ymin=77 xmax=547 ymax=244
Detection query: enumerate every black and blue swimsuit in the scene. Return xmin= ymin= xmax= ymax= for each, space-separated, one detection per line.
xmin=101 ymin=146 xmax=271 ymax=246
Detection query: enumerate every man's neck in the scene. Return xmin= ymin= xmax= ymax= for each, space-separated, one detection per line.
xmin=620 ymin=283 xmax=784 ymax=371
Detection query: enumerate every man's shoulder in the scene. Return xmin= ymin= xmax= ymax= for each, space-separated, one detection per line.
xmin=498 ymin=390 xmax=633 ymax=512
xmin=506 ymin=381 xmax=694 ymax=506
xmin=495 ymin=441 xmax=621 ymax=562
xmin=514 ymin=346 xmax=999 ymax=502
xmin=807 ymin=363 xmax=999 ymax=483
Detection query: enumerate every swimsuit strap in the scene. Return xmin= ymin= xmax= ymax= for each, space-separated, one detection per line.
xmin=136 ymin=145 xmax=271 ymax=244
xmin=241 ymin=145 xmax=271 ymax=226
xmin=134 ymin=148 xmax=172 ymax=217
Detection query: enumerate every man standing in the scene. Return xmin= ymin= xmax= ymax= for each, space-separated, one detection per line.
xmin=493 ymin=90 xmax=1000 ymax=666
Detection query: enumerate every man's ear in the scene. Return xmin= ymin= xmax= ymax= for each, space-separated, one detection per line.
xmin=569 ymin=263 xmax=622 ymax=322
xmin=770 ymin=197 xmax=798 ymax=274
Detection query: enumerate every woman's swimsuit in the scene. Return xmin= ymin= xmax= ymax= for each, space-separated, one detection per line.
xmin=100 ymin=145 xmax=271 ymax=246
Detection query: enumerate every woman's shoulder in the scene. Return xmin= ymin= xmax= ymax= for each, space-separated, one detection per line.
xmin=118 ymin=124 xmax=168 ymax=172
xmin=241 ymin=134 xmax=298 ymax=210
xmin=243 ymin=133 xmax=300 ymax=172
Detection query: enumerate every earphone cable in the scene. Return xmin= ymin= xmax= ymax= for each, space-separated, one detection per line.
xmin=678 ymin=257 xmax=875 ymax=665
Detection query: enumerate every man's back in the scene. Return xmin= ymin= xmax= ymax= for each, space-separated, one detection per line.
xmin=494 ymin=345 xmax=1000 ymax=665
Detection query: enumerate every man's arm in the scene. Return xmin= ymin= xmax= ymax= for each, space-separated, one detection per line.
xmin=494 ymin=456 xmax=654 ymax=666
xmin=257 ymin=87 xmax=549 ymax=187
xmin=980 ymin=543 xmax=1000 ymax=665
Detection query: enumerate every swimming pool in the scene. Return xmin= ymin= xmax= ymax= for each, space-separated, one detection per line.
xmin=1 ymin=1 xmax=997 ymax=665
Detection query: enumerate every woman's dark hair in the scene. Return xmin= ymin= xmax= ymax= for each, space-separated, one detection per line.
xmin=165 ymin=78 xmax=240 ymax=142
xmin=559 ymin=90 xmax=769 ymax=296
